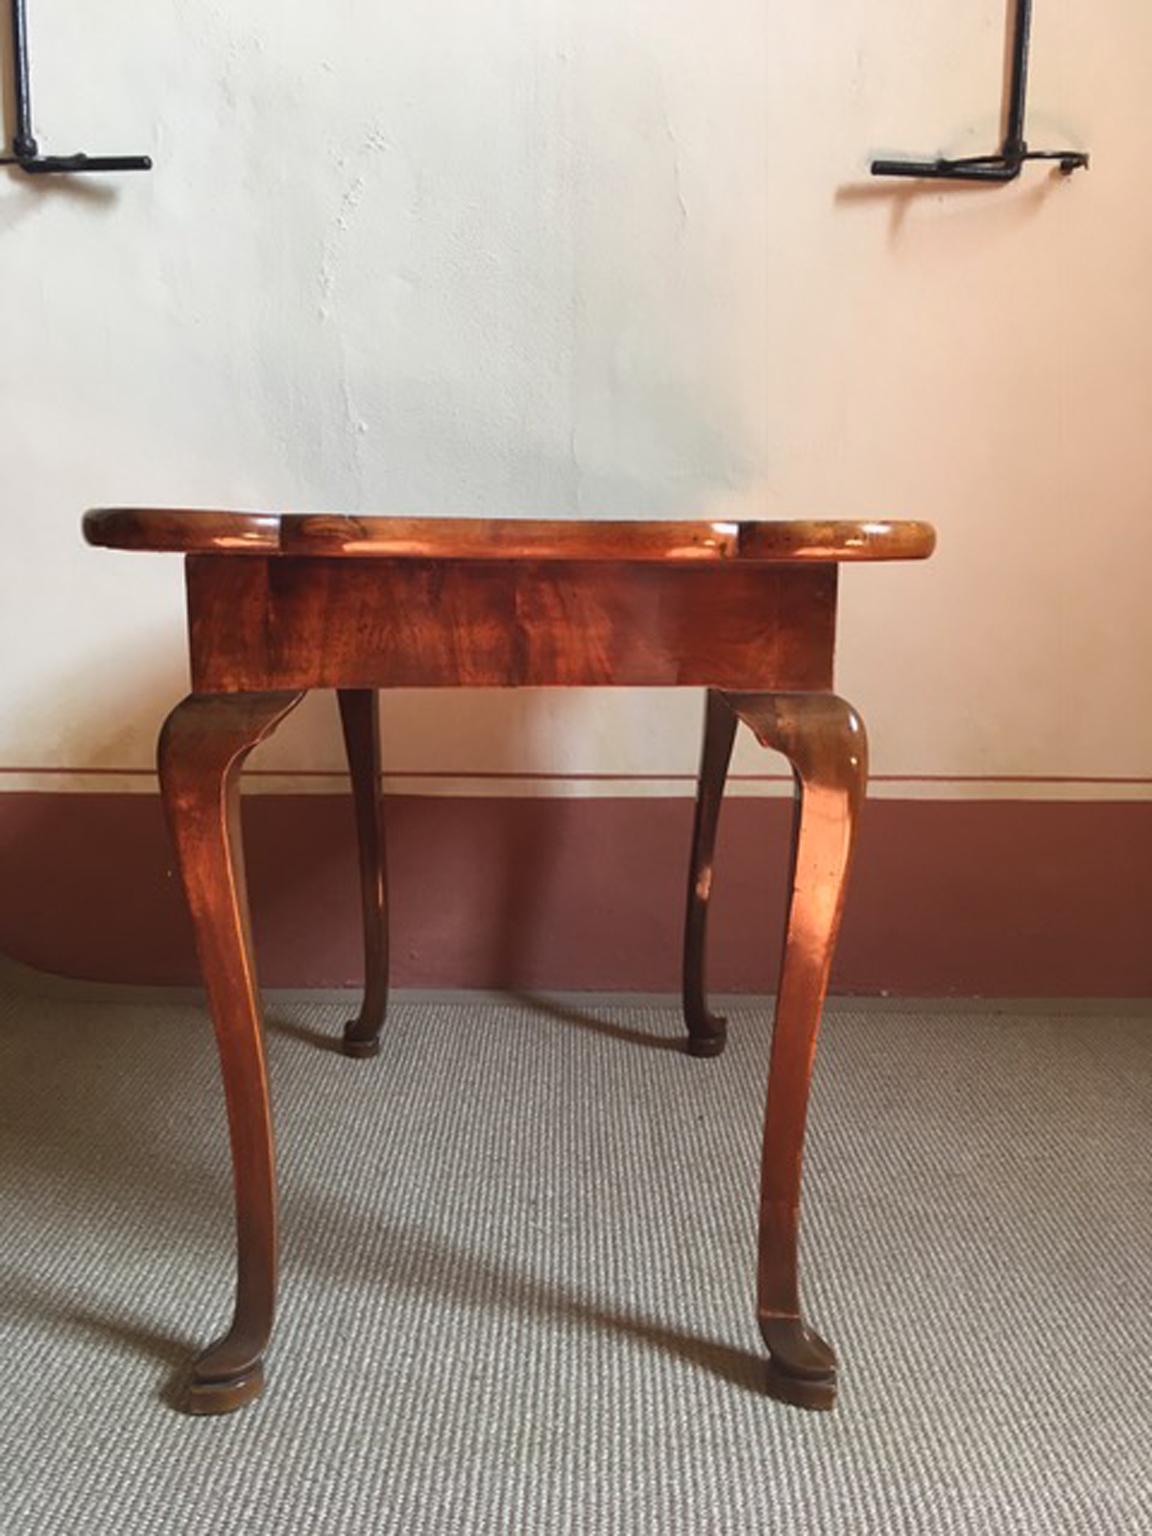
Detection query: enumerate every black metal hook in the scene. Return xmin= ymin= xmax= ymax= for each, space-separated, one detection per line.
xmin=0 ymin=0 xmax=151 ymax=174
xmin=871 ymin=0 xmax=1087 ymax=185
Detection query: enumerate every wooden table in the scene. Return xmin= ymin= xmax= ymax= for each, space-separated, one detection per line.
xmin=84 ymin=508 xmax=935 ymax=1416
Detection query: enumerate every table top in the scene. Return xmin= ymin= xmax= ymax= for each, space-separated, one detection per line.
xmin=84 ymin=509 xmax=936 ymax=564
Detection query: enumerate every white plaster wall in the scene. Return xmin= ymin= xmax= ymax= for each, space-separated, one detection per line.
xmin=1 ymin=1 xmax=1149 ymax=794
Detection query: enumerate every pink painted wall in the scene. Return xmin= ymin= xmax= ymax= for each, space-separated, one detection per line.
xmin=2 ymin=793 xmax=1148 ymax=996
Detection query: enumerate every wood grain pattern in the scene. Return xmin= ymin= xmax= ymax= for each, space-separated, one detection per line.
xmin=185 ymin=557 xmax=839 ymax=693
xmin=85 ymin=507 xmax=936 ymax=564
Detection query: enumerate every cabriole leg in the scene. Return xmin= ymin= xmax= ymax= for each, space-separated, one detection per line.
xmin=337 ymin=689 xmax=389 ymax=1058
xmin=158 ymin=690 xmax=304 ymax=1414
xmin=725 ymin=691 xmax=868 ymax=1411
xmin=682 ymin=689 xmax=738 ymax=1057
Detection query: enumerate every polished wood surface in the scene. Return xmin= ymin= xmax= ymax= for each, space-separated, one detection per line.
xmin=184 ymin=556 xmax=838 ymax=692
xmin=157 ymin=689 xmax=305 ymax=1414
xmin=338 ymin=689 xmax=390 ymax=1057
xmin=682 ymin=690 xmax=738 ymax=1057
xmin=719 ymin=691 xmax=867 ymax=1410
xmin=84 ymin=507 xmax=936 ymax=564
xmin=85 ymin=504 xmax=933 ymax=1417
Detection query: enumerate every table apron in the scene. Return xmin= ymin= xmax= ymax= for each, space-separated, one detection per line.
xmin=185 ymin=555 xmax=838 ymax=692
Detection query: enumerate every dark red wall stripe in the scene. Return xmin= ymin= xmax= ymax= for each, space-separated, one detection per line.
xmin=0 ymin=793 xmax=1148 ymax=996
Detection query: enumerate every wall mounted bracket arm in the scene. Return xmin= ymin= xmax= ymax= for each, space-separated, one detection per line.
xmin=871 ymin=0 xmax=1087 ymax=185
xmin=1 ymin=0 xmax=151 ymax=173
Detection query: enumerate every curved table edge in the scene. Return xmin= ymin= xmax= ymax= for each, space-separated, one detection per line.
xmin=83 ymin=509 xmax=937 ymax=563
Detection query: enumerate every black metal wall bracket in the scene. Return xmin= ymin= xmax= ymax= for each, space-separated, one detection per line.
xmin=871 ymin=0 xmax=1087 ymax=185
xmin=0 ymin=0 xmax=151 ymax=174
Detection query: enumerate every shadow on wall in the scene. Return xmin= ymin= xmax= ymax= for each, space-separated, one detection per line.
xmin=0 ymin=8 xmax=122 ymax=227
xmin=833 ymin=162 xmax=1072 ymax=241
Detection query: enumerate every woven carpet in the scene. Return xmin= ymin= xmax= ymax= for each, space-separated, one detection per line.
xmin=0 ymin=981 xmax=1149 ymax=1535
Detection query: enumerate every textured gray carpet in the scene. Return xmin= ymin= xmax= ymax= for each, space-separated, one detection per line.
xmin=0 ymin=982 xmax=1149 ymax=1535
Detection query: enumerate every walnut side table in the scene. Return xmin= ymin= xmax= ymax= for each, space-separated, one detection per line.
xmin=83 ymin=509 xmax=935 ymax=1415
